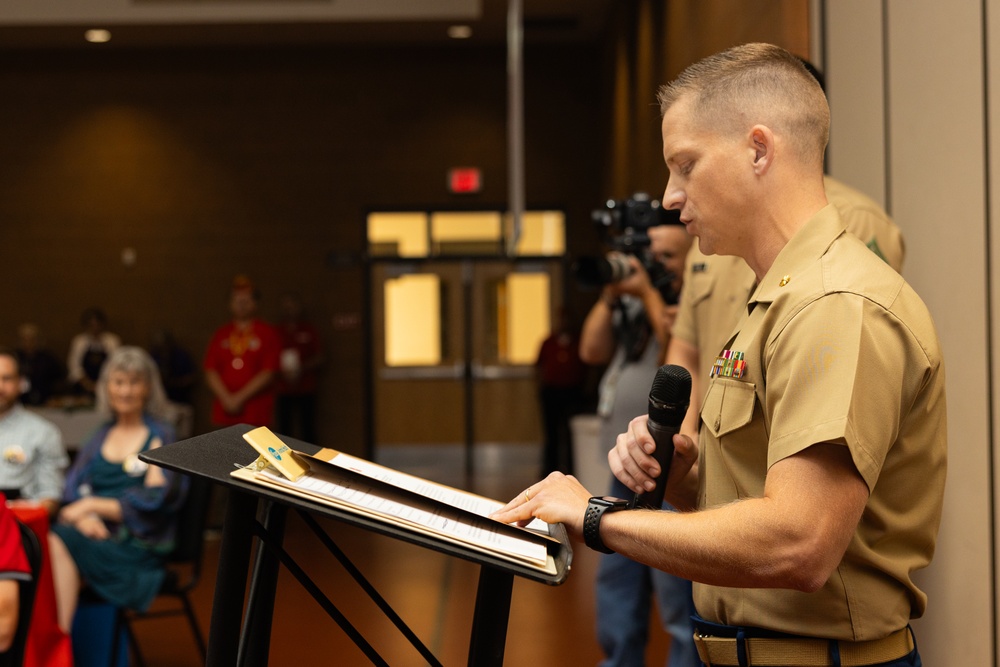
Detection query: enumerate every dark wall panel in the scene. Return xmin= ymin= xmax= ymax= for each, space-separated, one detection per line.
xmin=0 ymin=43 xmax=607 ymax=450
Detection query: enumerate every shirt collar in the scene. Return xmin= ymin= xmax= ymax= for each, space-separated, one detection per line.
xmin=749 ymin=204 xmax=846 ymax=306
xmin=0 ymin=403 xmax=24 ymax=425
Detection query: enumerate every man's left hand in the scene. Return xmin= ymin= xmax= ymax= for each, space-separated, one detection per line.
xmin=489 ymin=472 xmax=592 ymax=541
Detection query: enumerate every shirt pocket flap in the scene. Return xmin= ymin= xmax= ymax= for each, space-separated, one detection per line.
xmin=702 ymin=378 xmax=756 ymax=438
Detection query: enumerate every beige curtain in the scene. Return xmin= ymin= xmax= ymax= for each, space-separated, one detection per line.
xmin=604 ymin=0 xmax=811 ymax=200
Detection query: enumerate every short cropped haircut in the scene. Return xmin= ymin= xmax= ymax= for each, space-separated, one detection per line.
xmin=95 ymin=346 xmax=171 ymax=420
xmin=657 ymin=43 xmax=830 ymax=168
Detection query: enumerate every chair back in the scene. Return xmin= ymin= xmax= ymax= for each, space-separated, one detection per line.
xmin=0 ymin=521 xmax=42 ymax=667
xmin=167 ymin=476 xmax=213 ymax=589
xmin=111 ymin=475 xmax=213 ymax=666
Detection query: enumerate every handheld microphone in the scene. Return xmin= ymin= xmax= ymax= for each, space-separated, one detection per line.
xmin=632 ymin=364 xmax=692 ymax=509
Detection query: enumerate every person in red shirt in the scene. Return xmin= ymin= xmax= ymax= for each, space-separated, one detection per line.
xmin=274 ymin=293 xmax=324 ymax=443
xmin=535 ymin=308 xmax=587 ymax=476
xmin=0 ymin=494 xmax=30 ymax=652
xmin=203 ymin=276 xmax=281 ymax=428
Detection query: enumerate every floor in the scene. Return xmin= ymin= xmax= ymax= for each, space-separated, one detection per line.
xmin=120 ymin=444 xmax=671 ymax=666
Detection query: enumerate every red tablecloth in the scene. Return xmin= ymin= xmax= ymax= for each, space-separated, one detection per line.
xmin=11 ymin=504 xmax=73 ymax=667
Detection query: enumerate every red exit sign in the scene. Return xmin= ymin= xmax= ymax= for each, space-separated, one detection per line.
xmin=448 ymin=167 xmax=482 ymax=194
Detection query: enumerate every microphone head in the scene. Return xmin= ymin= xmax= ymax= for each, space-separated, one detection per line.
xmin=648 ymin=364 xmax=692 ymax=426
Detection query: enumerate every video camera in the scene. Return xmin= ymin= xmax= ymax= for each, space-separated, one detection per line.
xmin=573 ymin=193 xmax=683 ymax=304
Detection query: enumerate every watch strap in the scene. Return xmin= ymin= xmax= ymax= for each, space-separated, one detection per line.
xmin=584 ymin=498 xmax=624 ymax=554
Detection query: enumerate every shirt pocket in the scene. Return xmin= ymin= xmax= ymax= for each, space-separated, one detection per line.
xmin=702 ymin=377 xmax=757 ymax=438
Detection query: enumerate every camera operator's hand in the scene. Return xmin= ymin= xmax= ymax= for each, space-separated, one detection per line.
xmin=614 ymin=254 xmax=654 ymax=298
xmin=581 ymin=254 xmax=667 ymax=365
xmin=611 ymin=253 xmax=677 ymax=353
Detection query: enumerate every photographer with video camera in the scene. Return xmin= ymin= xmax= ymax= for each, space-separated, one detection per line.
xmin=578 ymin=195 xmax=688 ymax=364
xmin=577 ymin=193 xmax=697 ymax=667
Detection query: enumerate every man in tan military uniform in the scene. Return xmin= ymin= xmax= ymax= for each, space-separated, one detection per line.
xmin=694 ymin=202 xmax=944 ymax=642
xmin=493 ymin=43 xmax=946 ymax=667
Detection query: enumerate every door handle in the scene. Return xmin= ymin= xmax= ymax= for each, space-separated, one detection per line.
xmin=379 ymin=363 xmax=465 ymax=380
xmin=470 ymin=362 xmax=533 ymax=380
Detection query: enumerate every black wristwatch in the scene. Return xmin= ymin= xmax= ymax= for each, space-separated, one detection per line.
xmin=583 ymin=496 xmax=631 ymax=554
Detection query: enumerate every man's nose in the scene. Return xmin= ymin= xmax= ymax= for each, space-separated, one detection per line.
xmin=661 ymin=183 xmax=683 ymax=211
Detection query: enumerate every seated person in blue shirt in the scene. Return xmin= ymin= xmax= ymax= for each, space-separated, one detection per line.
xmin=47 ymin=347 xmax=188 ymax=633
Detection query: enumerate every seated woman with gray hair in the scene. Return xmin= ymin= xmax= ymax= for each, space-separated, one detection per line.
xmin=47 ymin=346 xmax=188 ymax=633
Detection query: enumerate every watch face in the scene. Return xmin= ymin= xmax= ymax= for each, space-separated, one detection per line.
xmin=591 ymin=496 xmax=630 ymax=508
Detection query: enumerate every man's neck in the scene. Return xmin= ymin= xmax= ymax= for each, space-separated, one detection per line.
xmin=744 ymin=177 xmax=828 ymax=280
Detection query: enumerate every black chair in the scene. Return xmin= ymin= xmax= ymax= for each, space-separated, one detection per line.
xmin=0 ymin=521 xmax=43 ymax=667
xmin=112 ymin=477 xmax=213 ymax=667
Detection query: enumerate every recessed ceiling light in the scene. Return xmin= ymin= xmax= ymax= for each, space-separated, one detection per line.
xmin=447 ymin=25 xmax=473 ymax=39
xmin=85 ymin=29 xmax=111 ymax=44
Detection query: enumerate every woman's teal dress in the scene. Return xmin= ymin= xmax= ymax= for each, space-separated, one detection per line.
xmin=52 ymin=416 xmax=187 ymax=611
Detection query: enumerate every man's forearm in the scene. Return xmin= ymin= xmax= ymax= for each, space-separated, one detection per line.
xmin=579 ymin=294 xmax=618 ymax=364
xmin=602 ymin=444 xmax=869 ymax=591
xmin=640 ymin=286 xmax=670 ymax=349
xmin=233 ymin=370 xmax=275 ymax=405
xmin=204 ymin=370 xmax=230 ymax=400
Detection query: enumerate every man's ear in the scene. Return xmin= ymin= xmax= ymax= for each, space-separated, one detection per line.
xmin=750 ymin=125 xmax=775 ymax=174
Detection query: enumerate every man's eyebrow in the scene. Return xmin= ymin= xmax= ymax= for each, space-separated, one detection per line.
xmin=664 ymin=145 xmax=693 ymax=165
xmin=665 ymin=139 xmax=697 ymax=160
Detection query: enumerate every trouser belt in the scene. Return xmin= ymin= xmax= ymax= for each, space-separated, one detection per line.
xmin=693 ymin=625 xmax=914 ymax=666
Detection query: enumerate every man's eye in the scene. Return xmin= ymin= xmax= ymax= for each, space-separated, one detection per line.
xmin=680 ymin=162 xmax=694 ymax=175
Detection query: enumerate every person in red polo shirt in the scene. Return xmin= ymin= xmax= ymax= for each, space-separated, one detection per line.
xmin=0 ymin=494 xmax=30 ymax=652
xmin=203 ymin=276 xmax=281 ymax=428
